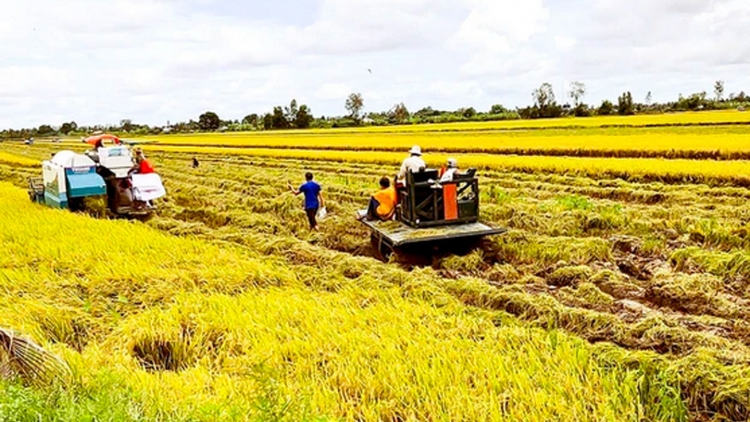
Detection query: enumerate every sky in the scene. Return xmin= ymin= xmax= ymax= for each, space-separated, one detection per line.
xmin=1 ymin=0 xmax=749 ymax=128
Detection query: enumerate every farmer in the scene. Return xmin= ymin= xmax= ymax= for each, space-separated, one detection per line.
xmin=131 ymin=147 xmax=155 ymax=174
xmin=358 ymin=176 xmax=397 ymax=221
xmin=289 ymin=172 xmax=324 ymax=231
xmin=439 ymin=158 xmax=459 ymax=182
xmin=192 ymin=157 xmax=200 ymax=168
xmin=397 ymin=145 xmax=426 ymax=184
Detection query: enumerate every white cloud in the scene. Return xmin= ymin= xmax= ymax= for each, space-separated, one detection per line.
xmin=0 ymin=0 xmax=749 ymax=128
xmin=315 ymin=83 xmax=352 ymax=101
xmin=455 ymin=0 xmax=549 ymax=49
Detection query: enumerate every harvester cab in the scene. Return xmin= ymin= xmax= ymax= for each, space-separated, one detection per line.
xmin=89 ymin=145 xmax=166 ymax=217
xmin=357 ymin=167 xmax=506 ymax=261
xmin=28 ymin=140 xmax=166 ymax=219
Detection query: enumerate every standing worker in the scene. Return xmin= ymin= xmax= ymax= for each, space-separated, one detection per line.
xmin=397 ymin=145 xmax=426 ymax=184
xmin=289 ymin=172 xmax=324 ymax=231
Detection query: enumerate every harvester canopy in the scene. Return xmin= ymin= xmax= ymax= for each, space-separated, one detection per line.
xmin=84 ymin=134 xmax=121 ymax=148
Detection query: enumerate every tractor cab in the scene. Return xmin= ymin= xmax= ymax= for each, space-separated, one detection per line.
xmin=358 ymin=167 xmax=505 ymax=261
xmin=398 ymin=168 xmax=480 ymax=228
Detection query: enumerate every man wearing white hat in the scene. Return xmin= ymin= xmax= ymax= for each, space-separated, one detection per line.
xmin=397 ymin=145 xmax=426 ymax=183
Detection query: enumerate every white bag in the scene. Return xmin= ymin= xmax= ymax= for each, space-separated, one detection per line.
xmin=316 ymin=207 xmax=327 ymax=221
xmin=131 ymin=173 xmax=167 ymax=201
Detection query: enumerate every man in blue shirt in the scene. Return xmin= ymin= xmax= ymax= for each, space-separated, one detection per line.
xmin=288 ymin=172 xmax=324 ymax=231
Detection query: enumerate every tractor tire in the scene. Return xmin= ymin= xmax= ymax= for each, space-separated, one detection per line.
xmin=370 ymin=233 xmax=393 ymax=262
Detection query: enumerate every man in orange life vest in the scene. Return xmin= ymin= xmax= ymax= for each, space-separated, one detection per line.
xmin=358 ymin=176 xmax=398 ymax=221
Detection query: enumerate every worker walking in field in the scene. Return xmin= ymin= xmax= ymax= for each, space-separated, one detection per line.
xmin=289 ymin=172 xmax=324 ymax=231
xmin=397 ymin=145 xmax=426 ymax=184
xmin=357 ymin=176 xmax=398 ymax=221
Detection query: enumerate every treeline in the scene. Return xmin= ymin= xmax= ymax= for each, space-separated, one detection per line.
xmin=2 ymin=81 xmax=749 ymax=140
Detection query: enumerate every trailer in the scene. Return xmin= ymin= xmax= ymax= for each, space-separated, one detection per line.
xmin=358 ymin=168 xmax=507 ymax=261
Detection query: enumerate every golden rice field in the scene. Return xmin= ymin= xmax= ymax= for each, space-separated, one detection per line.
xmin=194 ymin=109 xmax=750 ymax=134
xmin=347 ymin=109 xmax=750 ymax=131
xmin=0 ymin=175 xmax=675 ymax=422
xmin=129 ymin=110 xmax=750 ymax=162
xmin=150 ymin=130 xmax=749 ymax=158
xmin=3 ymin=113 xmax=750 ymax=421
xmin=142 ymin=145 xmax=750 ymax=187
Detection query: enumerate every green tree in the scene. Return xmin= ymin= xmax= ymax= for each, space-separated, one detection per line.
xmin=532 ymin=83 xmax=562 ymax=118
xmin=459 ymin=107 xmax=476 ymax=119
xmin=598 ymin=100 xmax=615 ymax=116
xmin=294 ymin=104 xmax=313 ymax=129
xmin=568 ymin=81 xmax=586 ymax=106
xmin=681 ymin=91 xmax=707 ymax=111
xmin=120 ymin=119 xmax=134 ymax=132
xmin=285 ymin=99 xmax=299 ymax=125
xmin=198 ymin=111 xmax=221 ymax=131
xmin=617 ymin=92 xmax=635 ymax=115
xmin=533 ymin=83 xmax=555 ymax=109
xmin=271 ymin=107 xmax=289 ymax=129
xmin=489 ymin=104 xmax=507 ymax=114
xmin=37 ymin=125 xmax=55 ymax=136
xmin=262 ymin=113 xmax=273 ymax=130
xmin=389 ymin=102 xmax=410 ymax=124
xmin=243 ymin=114 xmax=259 ymax=126
xmin=59 ymin=121 xmax=77 ymax=135
xmin=345 ymin=93 xmax=364 ymax=122
xmin=714 ymin=81 xmax=725 ymax=101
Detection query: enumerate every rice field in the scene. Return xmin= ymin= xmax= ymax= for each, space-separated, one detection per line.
xmin=154 ymin=127 xmax=747 ymax=154
xmin=187 ymin=110 xmax=750 ymax=134
xmin=3 ymin=112 xmax=750 ymax=421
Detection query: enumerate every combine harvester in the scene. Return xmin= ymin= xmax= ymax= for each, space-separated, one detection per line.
xmin=27 ymin=134 xmax=166 ymax=219
xmin=358 ymin=168 xmax=506 ymax=261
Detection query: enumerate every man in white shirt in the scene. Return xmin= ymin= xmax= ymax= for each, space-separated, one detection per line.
xmin=397 ymin=145 xmax=426 ymax=183
xmin=440 ymin=158 xmax=458 ymax=182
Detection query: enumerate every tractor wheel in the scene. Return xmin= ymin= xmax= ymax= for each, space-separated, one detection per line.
xmin=370 ymin=233 xmax=393 ymax=262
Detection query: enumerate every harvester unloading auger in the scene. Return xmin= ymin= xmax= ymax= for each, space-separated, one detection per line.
xmin=27 ymin=134 xmax=166 ymax=219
